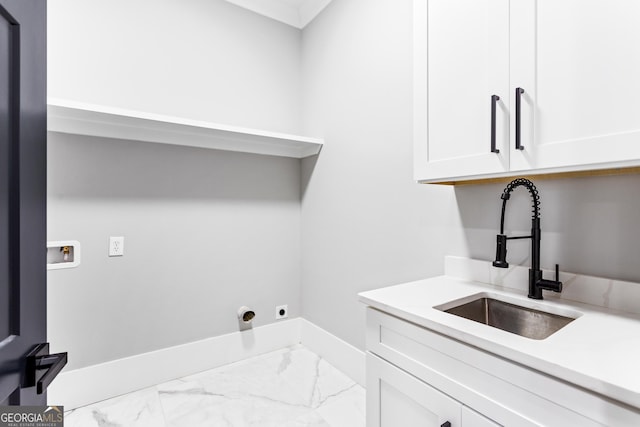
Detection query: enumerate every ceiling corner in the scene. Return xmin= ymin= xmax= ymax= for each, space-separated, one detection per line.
xmin=223 ymin=0 xmax=332 ymax=29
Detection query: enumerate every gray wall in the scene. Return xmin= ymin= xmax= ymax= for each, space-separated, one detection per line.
xmin=300 ymin=0 xmax=466 ymax=350
xmin=47 ymin=0 xmax=304 ymax=370
xmin=48 ymin=0 xmax=303 ymax=134
xmin=48 ymin=135 xmax=301 ymax=370
xmin=454 ymin=174 xmax=640 ymax=283
xmin=300 ymin=0 xmax=640 ymax=351
xmin=48 ymin=0 xmax=640 ymax=369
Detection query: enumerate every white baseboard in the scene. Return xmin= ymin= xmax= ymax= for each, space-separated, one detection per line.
xmin=48 ymin=318 xmax=301 ymax=410
xmin=48 ymin=317 xmax=365 ymax=410
xmin=299 ymin=319 xmax=365 ymax=387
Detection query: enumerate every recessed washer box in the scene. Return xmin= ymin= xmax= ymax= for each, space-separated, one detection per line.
xmin=47 ymin=240 xmax=81 ymax=270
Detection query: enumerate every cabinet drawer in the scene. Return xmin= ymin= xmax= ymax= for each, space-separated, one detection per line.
xmin=366 ymin=307 xmax=638 ymax=426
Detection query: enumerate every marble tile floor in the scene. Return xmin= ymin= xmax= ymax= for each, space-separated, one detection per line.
xmin=64 ymin=345 xmax=366 ymax=427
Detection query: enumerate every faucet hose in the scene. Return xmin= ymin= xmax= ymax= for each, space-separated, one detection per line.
xmin=498 ymin=178 xmax=541 ymax=234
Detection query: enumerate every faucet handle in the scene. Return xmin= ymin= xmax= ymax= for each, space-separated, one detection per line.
xmin=553 ymin=264 xmax=563 ymax=293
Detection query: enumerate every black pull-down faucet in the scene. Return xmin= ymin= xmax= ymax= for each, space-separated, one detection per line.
xmin=492 ymin=178 xmax=562 ymax=300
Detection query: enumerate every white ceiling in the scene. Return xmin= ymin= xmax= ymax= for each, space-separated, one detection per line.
xmin=223 ymin=0 xmax=332 ymax=29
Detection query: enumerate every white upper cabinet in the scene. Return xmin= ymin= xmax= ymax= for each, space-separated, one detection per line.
xmin=414 ymin=0 xmax=510 ymax=182
xmin=510 ymin=0 xmax=640 ymax=172
xmin=415 ymin=0 xmax=640 ymax=183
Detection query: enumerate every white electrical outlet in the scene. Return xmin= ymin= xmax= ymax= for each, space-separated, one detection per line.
xmin=109 ymin=236 xmax=124 ymax=257
xmin=275 ymin=305 xmax=288 ymax=320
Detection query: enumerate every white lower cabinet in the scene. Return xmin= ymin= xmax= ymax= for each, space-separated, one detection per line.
xmin=461 ymin=407 xmax=500 ymax=427
xmin=368 ymin=352 xmax=497 ymax=427
xmin=365 ymin=307 xmax=640 ymax=426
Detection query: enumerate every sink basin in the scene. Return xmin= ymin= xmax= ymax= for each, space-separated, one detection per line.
xmin=439 ymin=296 xmax=577 ymax=340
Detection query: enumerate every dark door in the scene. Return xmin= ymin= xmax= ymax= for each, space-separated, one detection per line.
xmin=0 ymin=0 xmax=49 ymax=405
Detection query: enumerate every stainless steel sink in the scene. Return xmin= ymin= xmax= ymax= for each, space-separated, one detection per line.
xmin=441 ymin=296 xmax=577 ymax=340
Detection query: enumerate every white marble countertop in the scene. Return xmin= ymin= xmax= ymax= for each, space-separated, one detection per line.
xmin=359 ymin=269 xmax=640 ymax=410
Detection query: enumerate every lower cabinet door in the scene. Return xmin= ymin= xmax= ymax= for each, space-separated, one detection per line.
xmin=367 ymin=353 xmax=461 ymax=427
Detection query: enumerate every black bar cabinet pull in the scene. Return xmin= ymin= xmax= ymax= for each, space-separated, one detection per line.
xmin=515 ymin=87 xmax=525 ymax=150
xmin=25 ymin=343 xmax=68 ymax=394
xmin=491 ymin=95 xmax=500 ymax=153
xmin=441 ymin=422 xmax=452 ymax=427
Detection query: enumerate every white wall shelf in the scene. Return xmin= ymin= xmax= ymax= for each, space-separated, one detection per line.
xmin=47 ymin=99 xmax=323 ymax=159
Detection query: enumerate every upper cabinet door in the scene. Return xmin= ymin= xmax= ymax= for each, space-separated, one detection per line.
xmin=414 ymin=0 xmax=510 ymax=182
xmin=510 ymin=0 xmax=640 ymax=172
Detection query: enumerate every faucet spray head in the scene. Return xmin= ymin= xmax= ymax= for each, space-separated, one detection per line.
xmin=492 ymin=234 xmax=509 ymax=268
